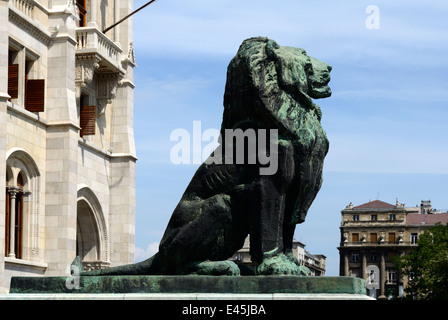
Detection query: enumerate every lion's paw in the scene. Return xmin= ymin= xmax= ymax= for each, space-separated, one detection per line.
xmin=191 ymin=260 xmax=241 ymax=276
xmin=257 ymin=253 xmax=309 ymax=276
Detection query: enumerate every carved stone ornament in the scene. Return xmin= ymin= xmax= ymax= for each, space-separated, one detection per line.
xmin=127 ymin=42 xmax=136 ymax=65
xmin=75 ymin=55 xmax=100 ymax=97
xmin=96 ymin=73 xmax=122 ymax=115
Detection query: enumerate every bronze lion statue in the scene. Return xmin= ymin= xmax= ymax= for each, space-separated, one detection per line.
xmin=84 ymin=37 xmax=332 ymax=276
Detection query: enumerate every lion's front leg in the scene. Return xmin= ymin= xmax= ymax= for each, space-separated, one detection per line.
xmin=248 ymin=177 xmax=286 ymax=265
xmin=248 ymin=141 xmax=303 ymax=275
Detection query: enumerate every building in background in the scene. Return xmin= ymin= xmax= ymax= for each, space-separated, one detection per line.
xmin=230 ymin=236 xmax=326 ymax=276
xmin=0 ymin=0 xmax=137 ymax=292
xmin=338 ymin=199 xmax=448 ymax=299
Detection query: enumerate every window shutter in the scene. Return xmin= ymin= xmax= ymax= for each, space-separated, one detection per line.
xmin=8 ymin=64 xmax=19 ymax=100
xmin=80 ymin=105 xmax=96 ymax=137
xmin=76 ymin=0 xmax=87 ymax=26
xmin=389 ymin=233 xmax=395 ymax=244
xmin=25 ymin=79 xmax=45 ymax=112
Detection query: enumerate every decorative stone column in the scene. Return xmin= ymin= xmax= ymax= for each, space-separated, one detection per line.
xmin=114 ymin=0 xmax=120 ymax=41
xmin=379 ymin=251 xmax=386 ymax=299
xmin=7 ymin=188 xmax=19 ymax=258
xmin=344 ymin=251 xmax=349 ymax=276
xmin=89 ymin=0 xmax=97 ymax=27
xmin=361 ymin=251 xmax=367 ymax=281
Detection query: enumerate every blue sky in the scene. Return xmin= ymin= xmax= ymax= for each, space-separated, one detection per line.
xmin=130 ymin=0 xmax=448 ymax=276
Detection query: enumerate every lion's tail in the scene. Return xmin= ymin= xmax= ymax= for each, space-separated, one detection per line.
xmin=80 ymin=252 xmax=161 ymax=276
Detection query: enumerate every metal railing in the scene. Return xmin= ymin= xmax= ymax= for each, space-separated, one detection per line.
xmin=340 ymin=241 xmax=417 ymax=247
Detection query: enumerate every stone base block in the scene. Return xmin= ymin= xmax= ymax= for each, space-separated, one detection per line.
xmin=7 ymin=275 xmax=371 ymax=299
xmin=1 ymin=292 xmax=374 ymax=300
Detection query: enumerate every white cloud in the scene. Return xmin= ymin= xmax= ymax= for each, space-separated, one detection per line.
xmin=134 ymin=242 xmax=159 ymax=263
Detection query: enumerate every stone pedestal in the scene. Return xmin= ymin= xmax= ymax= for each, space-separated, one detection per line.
xmin=5 ymin=275 xmax=373 ymax=300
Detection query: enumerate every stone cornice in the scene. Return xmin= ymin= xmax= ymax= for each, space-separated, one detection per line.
xmin=78 ymin=138 xmax=138 ymax=162
xmin=8 ymin=6 xmax=52 ymax=46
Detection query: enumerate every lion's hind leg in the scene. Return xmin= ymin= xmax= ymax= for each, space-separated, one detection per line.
xmin=159 ymin=193 xmax=246 ymax=275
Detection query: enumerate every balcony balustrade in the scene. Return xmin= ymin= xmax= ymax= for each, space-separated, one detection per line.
xmin=76 ymin=26 xmax=124 ymax=74
xmin=340 ymin=241 xmax=417 ymax=247
xmin=11 ymin=0 xmax=35 ymax=18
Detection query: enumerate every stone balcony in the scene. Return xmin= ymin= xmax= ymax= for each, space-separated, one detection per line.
xmin=75 ymin=26 xmax=125 ymax=75
xmin=75 ymin=26 xmax=126 ymax=109
xmin=339 ymin=241 xmax=417 ymax=248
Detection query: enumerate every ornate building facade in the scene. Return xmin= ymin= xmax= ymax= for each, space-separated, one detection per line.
xmin=338 ymin=199 xmax=448 ymax=299
xmin=0 ymin=0 xmax=137 ymax=292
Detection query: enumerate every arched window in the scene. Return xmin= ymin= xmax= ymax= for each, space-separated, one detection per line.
xmin=77 ymin=199 xmax=101 ymax=262
xmin=76 ymin=186 xmax=109 ymax=271
xmin=5 ymin=149 xmax=40 ymax=260
xmin=5 ymin=177 xmax=24 ymax=259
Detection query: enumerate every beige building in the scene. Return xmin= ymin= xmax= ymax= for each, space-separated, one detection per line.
xmin=0 ymin=0 xmax=137 ymax=292
xmin=230 ymin=236 xmax=326 ymax=276
xmin=338 ymin=199 xmax=448 ymax=299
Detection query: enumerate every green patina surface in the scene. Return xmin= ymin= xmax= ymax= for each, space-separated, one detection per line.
xmin=10 ymin=275 xmax=366 ymax=295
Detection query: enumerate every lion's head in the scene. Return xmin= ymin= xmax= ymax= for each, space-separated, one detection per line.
xmin=222 ymin=37 xmax=332 ymax=133
xmin=272 ymin=44 xmax=332 ymax=100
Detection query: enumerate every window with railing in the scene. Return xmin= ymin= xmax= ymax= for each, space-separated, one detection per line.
xmin=411 ymin=233 xmax=418 ymax=244
xmin=387 ymin=270 xmax=396 ymax=284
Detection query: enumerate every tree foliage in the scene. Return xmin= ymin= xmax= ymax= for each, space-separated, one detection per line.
xmin=395 ymin=223 xmax=448 ymax=300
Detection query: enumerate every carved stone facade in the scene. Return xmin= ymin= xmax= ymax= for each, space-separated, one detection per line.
xmin=0 ymin=0 xmax=137 ymax=293
xmin=338 ymin=199 xmax=448 ymax=299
